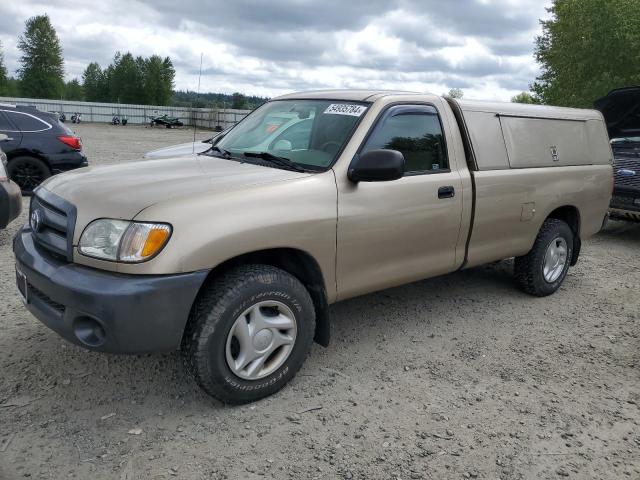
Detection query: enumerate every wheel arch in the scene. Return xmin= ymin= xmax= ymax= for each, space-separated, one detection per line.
xmin=545 ymin=205 xmax=581 ymax=266
xmin=7 ymin=149 xmax=51 ymax=167
xmin=193 ymin=247 xmax=331 ymax=347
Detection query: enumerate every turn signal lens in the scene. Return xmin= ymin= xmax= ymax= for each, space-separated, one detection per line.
xmin=119 ymin=223 xmax=172 ymax=262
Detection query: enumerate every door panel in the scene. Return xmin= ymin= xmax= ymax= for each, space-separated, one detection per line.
xmin=336 ymin=103 xmax=463 ymax=300
xmin=336 ymin=172 xmax=463 ymax=299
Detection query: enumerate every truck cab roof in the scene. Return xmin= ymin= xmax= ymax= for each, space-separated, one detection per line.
xmin=273 ymin=89 xmax=420 ymax=102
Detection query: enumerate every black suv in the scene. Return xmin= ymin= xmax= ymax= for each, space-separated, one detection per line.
xmin=0 ymin=104 xmax=88 ymax=193
xmin=595 ymin=87 xmax=640 ymax=221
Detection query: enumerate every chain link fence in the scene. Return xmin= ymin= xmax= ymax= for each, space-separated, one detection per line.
xmin=0 ymin=96 xmax=251 ymax=130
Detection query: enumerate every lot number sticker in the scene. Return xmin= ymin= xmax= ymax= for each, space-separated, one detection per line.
xmin=324 ymin=104 xmax=367 ymax=116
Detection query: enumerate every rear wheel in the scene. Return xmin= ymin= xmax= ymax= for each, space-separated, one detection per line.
xmin=182 ymin=264 xmax=316 ymax=404
xmin=514 ymin=218 xmax=574 ymax=297
xmin=8 ymin=156 xmax=51 ymax=194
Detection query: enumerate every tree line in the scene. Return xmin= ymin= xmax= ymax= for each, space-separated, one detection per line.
xmin=0 ymin=14 xmax=261 ymax=109
xmin=513 ymin=0 xmax=639 ymax=106
xmin=82 ymin=53 xmax=175 ymax=105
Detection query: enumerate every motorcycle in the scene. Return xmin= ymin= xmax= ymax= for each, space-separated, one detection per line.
xmin=59 ymin=112 xmax=66 ymax=123
xmin=71 ymin=113 xmax=82 ymax=124
xmin=111 ymin=115 xmax=120 ymax=125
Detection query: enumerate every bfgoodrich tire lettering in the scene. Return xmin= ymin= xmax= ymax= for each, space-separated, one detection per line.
xmin=514 ymin=218 xmax=574 ymax=297
xmin=181 ymin=264 xmax=315 ymax=404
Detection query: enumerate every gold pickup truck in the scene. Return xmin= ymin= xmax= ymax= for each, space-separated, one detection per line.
xmin=13 ymin=90 xmax=613 ymax=403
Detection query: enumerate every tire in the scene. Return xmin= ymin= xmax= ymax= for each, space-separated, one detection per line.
xmin=514 ymin=218 xmax=574 ymax=297
xmin=181 ymin=264 xmax=316 ymax=404
xmin=8 ymin=156 xmax=52 ymax=194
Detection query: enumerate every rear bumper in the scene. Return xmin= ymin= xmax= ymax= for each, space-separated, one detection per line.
xmin=47 ymin=151 xmax=88 ymax=173
xmin=0 ymin=180 xmax=22 ymax=229
xmin=13 ymin=228 xmax=209 ymax=353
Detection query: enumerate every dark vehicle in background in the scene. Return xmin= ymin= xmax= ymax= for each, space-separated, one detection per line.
xmin=0 ymin=104 xmax=88 ymax=194
xmin=0 ymin=134 xmax=22 ymax=229
xmin=149 ymin=114 xmax=184 ymax=128
xmin=595 ymin=87 xmax=640 ymax=221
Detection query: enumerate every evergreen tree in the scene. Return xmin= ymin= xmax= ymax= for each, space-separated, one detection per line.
xmin=0 ymin=41 xmax=8 ymax=96
xmin=142 ymin=55 xmax=174 ymax=105
xmin=533 ymin=0 xmax=640 ymax=107
xmin=160 ymin=56 xmax=175 ymax=105
xmin=109 ymin=52 xmax=144 ymax=103
xmin=231 ymin=92 xmax=247 ymax=109
xmin=82 ymin=62 xmax=108 ymax=101
xmin=18 ymin=15 xmax=65 ymax=99
xmin=5 ymin=78 xmax=21 ymax=97
xmin=65 ymin=79 xmax=84 ymax=100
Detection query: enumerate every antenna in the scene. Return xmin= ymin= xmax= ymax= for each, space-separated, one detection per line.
xmin=192 ymin=52 xmax=203 ymax=153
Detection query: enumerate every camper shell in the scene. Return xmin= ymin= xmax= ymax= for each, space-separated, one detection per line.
xmin=450 ymin=99 xmax=612 ymax=171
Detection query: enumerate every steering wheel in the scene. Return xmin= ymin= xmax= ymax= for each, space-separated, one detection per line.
xmin=319 ymin=141 xmax=342 ymax=153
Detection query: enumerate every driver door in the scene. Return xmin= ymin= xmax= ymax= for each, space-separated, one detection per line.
xmin=336 ymin=103 xmax=464 ymax=300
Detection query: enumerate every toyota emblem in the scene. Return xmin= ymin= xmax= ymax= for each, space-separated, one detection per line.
xmin=30 ymin=209 xmax=42 ymax=232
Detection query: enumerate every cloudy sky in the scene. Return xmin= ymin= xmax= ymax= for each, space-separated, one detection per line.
xmin=0 ymin=0 xmax=551 ymax=101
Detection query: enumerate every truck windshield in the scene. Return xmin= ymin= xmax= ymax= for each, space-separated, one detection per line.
xmin=212 ymin=100 xmax=369 ymax=170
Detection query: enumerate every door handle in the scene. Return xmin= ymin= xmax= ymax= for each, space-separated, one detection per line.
xmin=438 ymin=186 xmax=455 ymax=199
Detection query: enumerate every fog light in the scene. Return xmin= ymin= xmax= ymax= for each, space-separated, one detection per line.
xmin=73 ymin=316 xmax=106 ymax=347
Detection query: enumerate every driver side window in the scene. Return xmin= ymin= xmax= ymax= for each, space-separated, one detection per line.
xmin=362 ymin=105 xmax=449 ymax=175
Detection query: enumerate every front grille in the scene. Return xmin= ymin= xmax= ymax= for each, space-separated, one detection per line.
xmin=613 ymin=149 xmax=640 ymax=190
xmin=30 ymin=189 xmax=77 ymax=261
xmin=611 ymin=194 xmax=640 ymax=211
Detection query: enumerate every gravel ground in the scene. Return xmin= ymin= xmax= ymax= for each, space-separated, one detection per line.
xmin=1 ymin=123 xmax=639 ymax=480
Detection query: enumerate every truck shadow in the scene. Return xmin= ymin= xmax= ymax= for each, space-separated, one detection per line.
xmin=326 ymin=260 xmax=519 ymax=351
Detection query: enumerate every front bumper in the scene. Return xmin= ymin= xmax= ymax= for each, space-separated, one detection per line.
xmin=13 ymin=228 xmax=209 ymax=353
xmin=0 ymin=180 xmax=22 ymax=229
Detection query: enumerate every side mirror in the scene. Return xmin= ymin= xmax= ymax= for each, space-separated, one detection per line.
xmin=348 ymin=149 xmax=405 ymax=182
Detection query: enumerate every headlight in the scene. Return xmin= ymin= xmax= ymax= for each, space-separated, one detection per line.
xmin=78 ymin=219 xmax=172 ymax=263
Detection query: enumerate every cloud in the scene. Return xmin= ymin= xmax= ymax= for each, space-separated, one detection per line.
xmin=0 ymin=0 xmax=551 ymax=101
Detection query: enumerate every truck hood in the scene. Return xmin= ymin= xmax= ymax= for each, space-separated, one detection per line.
xmin=144 ymin=140 xmax=212 ymax=159
xmin=594 ymin=86 xmax=640 ymax=139
xmin=41 ymin=155 xmax=311 ymax=220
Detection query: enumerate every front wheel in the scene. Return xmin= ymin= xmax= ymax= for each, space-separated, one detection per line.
xmin=181 ymin=264 xmax=316 ymax=404
xmin=514 ymin=218 xmax=574 ymax=297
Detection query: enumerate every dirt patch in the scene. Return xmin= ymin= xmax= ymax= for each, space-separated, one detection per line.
xmin=1 ymin=124 xmax=639 ymax=479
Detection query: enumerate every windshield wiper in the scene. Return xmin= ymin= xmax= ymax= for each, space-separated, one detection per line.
xmin=242 ymin=151 xmax=307 ymax=172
